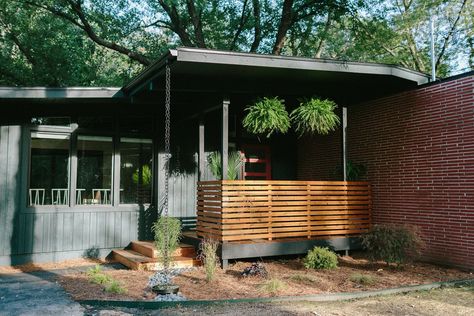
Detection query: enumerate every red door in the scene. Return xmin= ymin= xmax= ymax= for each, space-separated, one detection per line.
xmin=241 ymin=144 xmax=271 ymax=180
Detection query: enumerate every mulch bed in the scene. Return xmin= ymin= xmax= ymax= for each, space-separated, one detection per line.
xmin=57 ymin=253 xmax=473 ymax=301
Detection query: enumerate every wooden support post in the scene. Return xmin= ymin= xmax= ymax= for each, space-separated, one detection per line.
xmin=342 ymin=107 xmax=348 ymax=181
xmin=221 ymin=99 xmax=230 ymax=180
xmin=198 ymin=118 xmax=205 ymax=181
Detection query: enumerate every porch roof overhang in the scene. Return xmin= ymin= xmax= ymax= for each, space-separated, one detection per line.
xmin=122 ymin=47 xmax=430 ymax=105
xmin=0 ymin=87 xmax=122 ymax=99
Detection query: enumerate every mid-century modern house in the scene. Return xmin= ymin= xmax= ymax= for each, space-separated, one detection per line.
xmin=0 ymin=48 xmax=472 ymax=269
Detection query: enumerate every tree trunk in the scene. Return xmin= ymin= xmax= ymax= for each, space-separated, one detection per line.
xmin=272 ymin=0 xmax=294 ymax=55
xmin=250 ymin=0 xmax=262 ymax=52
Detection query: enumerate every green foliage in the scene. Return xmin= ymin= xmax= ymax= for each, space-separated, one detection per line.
xmin=289 ymin=274 xmax=318 ymax=285
xmin=350 ymin=273 xmax=377 ymax=285
xmin=290 ymin=98 xmax=340 ymax=136
xmin=346 ymin=161 xmax=367 ymax=181
xmin=152 ymin=216 xmax=182 ymax=267
xmin=132 ymin=165 xmax=152 ymax=186
xmin=259 ymin=278 xmax=286 ymax=296
xmin=87 ymin=264 xmax=103 ymax=276
xmin=86 ymin=265 xmax=115 ymax=287
xmin=1 ymin=0 xmax=471 ymax=87
xmin=198 ymin=238 xmax=220 ymax=282
xmin=89 ymin=273 xmax=112 ymax=285
xmin=303 ymin=247 xmax=338 ymax=270
xmin=105 ymin=280 xmax=127 ymax=294
xmin=243 ymin=97 xmax=291 ymax=138
xmin=362 ymin=224 xmax=422 ymax=265
xmin=207 ymin=151 xmax=243 ymax=180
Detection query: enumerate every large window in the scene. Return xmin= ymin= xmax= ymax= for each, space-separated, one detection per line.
xmin=29 ymin=133 xmax=70 ymax=205
xmin=120 ymin=138 xmax=153 ymax=204
xmin=77 ymin=136 xmax=113 ymax=205
xmin=28 ymin=116 xmax=154 ymax=208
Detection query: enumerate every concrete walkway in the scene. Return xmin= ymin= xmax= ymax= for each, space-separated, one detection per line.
xmin=0 ymin=270 xmax=84 ymax=316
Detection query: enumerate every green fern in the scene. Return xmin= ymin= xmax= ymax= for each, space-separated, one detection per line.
xmin=243 ymin=97 xmax=290 ymax=138
xmin=290 ymin=98 xmax=340 ymax=136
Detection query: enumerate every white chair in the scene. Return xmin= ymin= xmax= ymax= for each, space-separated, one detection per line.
xmin=29 ymin=189 xmax=45 ymax=206
xmin=76 ymin=189 xmax=85 ymax=205
xmin=51 ymin=188 xmax=69 ymax=205
xmin=92 ymin=189 xmax=111 ymax=204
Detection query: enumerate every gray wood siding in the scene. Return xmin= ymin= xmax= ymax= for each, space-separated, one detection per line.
xmin=7 ymin=210 xmax=139 ymax=255
xmin=0 ymin=125 xmax=142 ymax=265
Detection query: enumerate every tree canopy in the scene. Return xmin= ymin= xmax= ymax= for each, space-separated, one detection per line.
xmin=1 ymin=0 xmax=472 ymax=86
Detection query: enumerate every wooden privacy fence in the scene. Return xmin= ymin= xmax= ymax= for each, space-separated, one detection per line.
xmin=196 ymin=180 xmax=371 ymax=242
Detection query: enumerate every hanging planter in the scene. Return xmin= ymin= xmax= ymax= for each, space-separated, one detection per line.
xmin=242 ymin=97 xmax=290 ymax=138
xmin=290 ymin=98 xmax=340 ymax=136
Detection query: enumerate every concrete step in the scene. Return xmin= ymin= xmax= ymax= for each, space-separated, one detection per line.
xmin=129 ymin=241 xmax=196 ymax=258
xmin=112 ymin=249 xmax=200 ymax=271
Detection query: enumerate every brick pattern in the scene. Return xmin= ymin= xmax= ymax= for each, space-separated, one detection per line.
xmin=297 ymin=74 xmax=474 ymax=269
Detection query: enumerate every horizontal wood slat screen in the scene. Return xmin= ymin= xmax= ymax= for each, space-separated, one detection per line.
xmin=196 ymin=180 xmax=371 ymax=242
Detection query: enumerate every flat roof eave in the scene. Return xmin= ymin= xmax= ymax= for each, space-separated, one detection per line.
xmin=0 ymin=87 xmax=122 ymax=99
xmin=122 ymin=47 xmax=430 ymax=96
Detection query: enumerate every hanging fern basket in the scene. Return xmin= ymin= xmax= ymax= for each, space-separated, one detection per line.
xmin=242 ymin=97 xmax=290 ymax=138
xmin=290 ymin=98 xmax=340 ymax=136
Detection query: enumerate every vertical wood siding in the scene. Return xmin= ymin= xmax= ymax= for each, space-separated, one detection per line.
xmin=0 ymin=126 xmax=141 ymax=264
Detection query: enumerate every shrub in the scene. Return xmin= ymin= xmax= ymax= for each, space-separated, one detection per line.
xmin=350 ymin=273 xmax=377 ymax=285
xmin=243 ymin=97 xmax=290 ymax=137
xmin=207 ymin=151 xmax=243 ymax=180
xmin=152 ymin=216 xmax=182 ymax=268
xmin=362 ymin=224 xmax=422 ymax=265
xmin=303 ymin=247 xmax=338 ymax=270
xmin=198 ymin=238 xmax=220 ymax=282
xmin=290 ymin=98 xmax=340 ymax=136
xmin=259 ymin=278 xmax=286 ymax=296
xmin=105 ymin=280 xmax=127 ymax=294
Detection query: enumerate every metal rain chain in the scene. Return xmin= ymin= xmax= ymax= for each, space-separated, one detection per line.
xmin=162 ymin=63 xmax=171 ymax=274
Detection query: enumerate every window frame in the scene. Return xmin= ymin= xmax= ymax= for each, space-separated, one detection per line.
xmin=25 ymin=116 xmax=154 ymax=211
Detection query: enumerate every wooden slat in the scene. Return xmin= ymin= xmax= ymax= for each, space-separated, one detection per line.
xmin=197 ymin=180 xmax=371 ymax=243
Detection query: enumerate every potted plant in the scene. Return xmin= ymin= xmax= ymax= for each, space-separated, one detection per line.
xmin=207 ymin=151 xmax=243 ymax=180
xmin=242 ymin=97 xmax=290 ymax=138
xmin=290 ymin=98 xmax=340 ymax=136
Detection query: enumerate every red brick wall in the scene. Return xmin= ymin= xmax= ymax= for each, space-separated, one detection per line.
xmin=297 ymin=73 xmax=474 ymax=269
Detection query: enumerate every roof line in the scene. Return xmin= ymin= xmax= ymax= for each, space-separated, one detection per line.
xmin=122 ymin=47 xmax=430 ymax=96
xmin=0 ymin=87 xmax=122 ymax=98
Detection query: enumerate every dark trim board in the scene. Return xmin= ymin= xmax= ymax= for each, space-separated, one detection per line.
xmin=182 ymin=234 xmax=362 ymax=268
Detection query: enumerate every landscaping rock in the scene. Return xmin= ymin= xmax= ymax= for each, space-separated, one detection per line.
xmin=153 ymin=293 xmax=186 ymax=302
xmin=241 ymin=262 xmax=268 ymax=278
xmin=148 ymin=268 xmax=195 ymax=288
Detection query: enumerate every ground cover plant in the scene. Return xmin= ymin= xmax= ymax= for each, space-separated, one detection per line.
xmin=350 ymin=273 xmax=377 ymax=285
xmin=86 ymin=265 xmax=127 ymax=294
xmin=259 ymin=278 xmax=286 ymax=296
xmin=58 ymin=253 xmax=473 ymax=301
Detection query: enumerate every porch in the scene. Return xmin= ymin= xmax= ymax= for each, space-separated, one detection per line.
xmin=180 ymin=180 xmax=369 ymax=266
